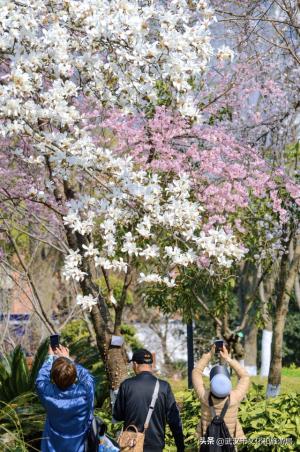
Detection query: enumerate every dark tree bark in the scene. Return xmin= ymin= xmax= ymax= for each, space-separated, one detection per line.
xmin=244 ymin=323 xmax=258 ymax=375
xmin=46 ymin=162 xmax=129 ymax=390
xmin=267 ymin=235 xmax=300 ymax=397
xmin=64 ymin=208 xmax=129 ymax=391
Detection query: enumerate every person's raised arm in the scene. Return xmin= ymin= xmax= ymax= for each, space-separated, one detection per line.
xmin=220 ymin=346 xmax=250 ymax=403
xmin=35 ymin=346 xmax=55 ymax=405
xmin=76 ymin=362 xmax=95 ymax=408
xmin=192 ymin=346 xmax=214 ymax=402
xmin=166 ymin=383 xmax=185 ymax=452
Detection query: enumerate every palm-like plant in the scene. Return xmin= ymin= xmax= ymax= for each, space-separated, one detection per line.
xmin=0 ymin=392 xmax=45 ymax=451
xmin=0 ymin=342 xmax=48 ymax=450
xmin=0 ymin=340 xmax=49 ymax=402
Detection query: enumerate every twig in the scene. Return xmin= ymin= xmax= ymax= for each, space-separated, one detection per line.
xmin=5 ymin=228 xmax=56 ymax=333
xmin=191 ymin=289 xmax=223 ymax=327
xmin=0 ymin=262 xmax=54 ymax=332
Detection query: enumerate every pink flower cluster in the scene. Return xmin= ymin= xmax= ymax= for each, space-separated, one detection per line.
xmin=102 ymin=107 xmax=297 ymax=241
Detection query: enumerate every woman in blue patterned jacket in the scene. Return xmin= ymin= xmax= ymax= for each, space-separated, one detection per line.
xmin=36 ymin=344 xmax=94 ymax=452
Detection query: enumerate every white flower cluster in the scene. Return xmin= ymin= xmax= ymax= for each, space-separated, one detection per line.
xmin=195 ymin=229 xmax=247 ymax=268
xmin=76 ymin=294 xmax=98 ymax=311
xmin=63 ymin=156 xmax=247 ymax=286
xmin=138 ymin=273 xmax=176 ymax=288
xmin=64 ymin=208 xmax=96 ymax=235
xmin=0 ymin=0 xmax=233 ymax=139
xmin=1 ymin=0 xmax=239 ymax=302
xmin=63 ymin=250 xmax=87 ymax=281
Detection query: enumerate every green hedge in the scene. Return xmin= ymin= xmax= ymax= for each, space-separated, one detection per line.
xmin=97 ymin=383 xmax=300 ymax=452
xmin=1 ymin=383 xmax=299 ymax=451
xmin=163 ymin=384 xmax=300 ymax=451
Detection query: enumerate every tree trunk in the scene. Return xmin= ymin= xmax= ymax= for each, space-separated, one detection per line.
xmin=258 ymin=265 xmax=274 ymax=377
xmin=267 ymin=235 xmax=300 ymax=397
xmin=295 ymin=276 xmax=300 ymax=309
xmin=236 ymin=261 xmax=258 ymax=368
xmin=47 ymin=166 xmax=129 ymax=390
xmin=260 ymin=328 xmax=273 ymax=377
xmin=70 ymin=230 xmax=128 ymax=391
xmin=244 ymin=323 xmax=258 ymax=376
xmin=161 ymin=331 xmax=172 ymax=373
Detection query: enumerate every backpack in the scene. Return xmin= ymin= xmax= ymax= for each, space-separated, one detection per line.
xmin=85 ymin=416 xmax=107 ymax=452
xmin=200 ymin=394 xmax=235 ymax=452
xmin=118 ymin=379 xmax=160 ymax=452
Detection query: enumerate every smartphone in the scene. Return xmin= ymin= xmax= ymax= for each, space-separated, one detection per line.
xmin=214 ymin=340 xmax=224 ymax=353
xmin=50 ymin=334 xmax=60 ymax=350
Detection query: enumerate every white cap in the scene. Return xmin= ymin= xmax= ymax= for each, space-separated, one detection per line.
xmin=210 ymin=374 xmax=232 ymax=398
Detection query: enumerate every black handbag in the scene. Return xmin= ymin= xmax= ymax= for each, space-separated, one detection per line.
xmin=84 ymin=416 xmax=107 ymax=452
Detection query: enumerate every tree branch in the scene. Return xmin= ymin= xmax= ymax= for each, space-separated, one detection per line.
xmin=114 ymin=264 xmax=132 ymax=334
xmin=5 ymin=229 xmax=56 ymax=333
xmin=191 ymin=288 xmax=222 ymax=326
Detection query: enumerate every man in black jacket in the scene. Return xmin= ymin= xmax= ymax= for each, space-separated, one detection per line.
xmin=113 ymin=349 xmax=185 ymax=452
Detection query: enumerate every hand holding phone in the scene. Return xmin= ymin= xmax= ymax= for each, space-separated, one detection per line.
xmin=54 ymin=345 xmax=70 ymax=358
xmin=219 ymin=345 xmax=229 ymax=361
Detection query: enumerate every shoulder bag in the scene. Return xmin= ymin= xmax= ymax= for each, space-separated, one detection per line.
xmin=118 ymin=379 xmax=160 ymax=452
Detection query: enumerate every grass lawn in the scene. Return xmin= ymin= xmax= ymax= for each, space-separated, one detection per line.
xmin=169 ymin=367 xmax=300 ymax=395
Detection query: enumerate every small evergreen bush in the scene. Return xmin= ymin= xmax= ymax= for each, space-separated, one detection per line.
xmin=97 ymin=383 xmax=300 ymax=451
xmin=163 ymin=384 xmax=300 ymax=451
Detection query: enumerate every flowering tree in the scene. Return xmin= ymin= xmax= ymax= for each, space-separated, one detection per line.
xmin=0 ymin=0 xmax=237 ymax=389
xmin=201 ymin=0 xmax=300 ymax=148
xmin=101 ymin=107 xmax=300 ymax=372
xmin=207 ymin=0 xmax=300 ymax=396
xmin=1 ymin=0 xmax=298 ymax=396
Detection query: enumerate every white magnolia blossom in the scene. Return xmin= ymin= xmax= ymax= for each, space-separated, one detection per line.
xmin=0 ymin=0 xmax=233 ymax=142
xmin=139 ymin=244 xmax=160 ymax=260
xmin=64 ymin=210 xmax=96 ymax=235
xmin=63 ymin=165 xmax=247 ymax=286
xmin=108 ymin=291 xmax=117 ymax=306
xmin=82 ymin=243 xmax=99 ymax=258
xmin=121 ymin=232 xmax=140 ymax=256
xmin=63 ymin=250 xmax=87 ymax=281
xmin=138 ymin=273 xmax=162 ymax=284
xmin=165 ymin=246 xmax=197 ymax=266
xmin=1 ymin=0 xmax=242 ymax=293
xmin=136 ymin=216 xmax=152 ymax=238
xmin=94 ymin=256 xmax=128 ymax=272
xmin=138 ymin=273 xmax=176 ymax=288
xmin=76 ymin=294 xmax=98 ymax=311
xmin=195 ymin=229 xmax=247 ymax=267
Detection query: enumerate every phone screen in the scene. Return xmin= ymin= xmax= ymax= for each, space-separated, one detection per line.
xmin=50 ymin=334 xmax=60 ymax=349
xmin=215 ymin=340 xmax=224 ymax=352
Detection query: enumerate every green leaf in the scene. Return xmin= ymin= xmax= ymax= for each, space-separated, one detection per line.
xmin=28 ymin=339 xmax=49 ymax=389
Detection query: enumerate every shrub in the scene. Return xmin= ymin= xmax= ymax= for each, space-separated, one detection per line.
xmin=165 ymin=384 xmax=300 ymax=451
xmin=0 ymin=393 xmax=45 ymax=451
xmin=0 ymin=341 xmax=48 ymax=402
xmin=96 ymin=383 xmax=300 ymax=452
xmin=239 ymin=387 xmax=300 ymax=451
